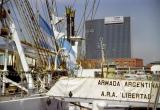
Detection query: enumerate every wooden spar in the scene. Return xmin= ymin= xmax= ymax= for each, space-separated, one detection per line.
xmin=23 ymin=0 xmax=53 ymax=65
xmin=14 ymin=0 xmax=56 ymax=66
xmin=13 ymin=0 xmax=45 ymax=65
xmin=0 ymin=35 xmax=56 ymax=55
xmin=21 ymin=41 xmax=56 ymax=55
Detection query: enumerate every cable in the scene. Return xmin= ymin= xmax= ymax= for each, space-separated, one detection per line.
xmin=51 ymin=0 xmax=61 ymax=31
xmin=14 ymin=0 xmax=48 ymax=67
xmin=40 ymin=0 xmax=50 ymax=23
xmin=90 ymin=0 xmax=96 ymax=20
xmin=80 ymin=0 xmax=101 ymax=60
xmin=76 ymin=0 xmax=98 ymax=36
xmin=24 ymin=0 xmax=52 ymax=65
xmin=76 ymin=0 xmax=89 ymax=36
xmin=93 ymin=0 xmax=101 ymax=18
xmin=70 ymin=102 xmax=92 ymax=110
xmin=9 ymin=1 xmax=27 ymax=43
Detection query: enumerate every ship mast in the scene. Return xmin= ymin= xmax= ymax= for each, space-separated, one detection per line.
xmin=100 ymin=37 xmax=106 ymax=64
xmin=99 ymin=37 xmax=108 ymax=78
xmin=45 ymin=0 xmax=59 ymax=53
xmin=0 ymin=0 xmax=7 ymax=95
xmin=0 ymin=1 xmax=32 ymax=93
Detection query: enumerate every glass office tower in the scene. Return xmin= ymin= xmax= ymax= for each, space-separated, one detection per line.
xmin=85 ymin=16 xmax=131 ymax=60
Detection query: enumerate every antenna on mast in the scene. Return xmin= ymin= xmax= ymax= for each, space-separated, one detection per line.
xmin=99 ymin=37 xmax=108 ymax=78
xmin=100 ymin=37 xmax=106 ymax=64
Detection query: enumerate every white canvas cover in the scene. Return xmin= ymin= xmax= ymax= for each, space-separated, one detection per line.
xmin=47 ymin=77 xmax=160 ymax=103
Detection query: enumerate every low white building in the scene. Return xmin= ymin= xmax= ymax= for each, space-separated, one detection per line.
xmin=151 ymin=64 xmax=160 ymax=75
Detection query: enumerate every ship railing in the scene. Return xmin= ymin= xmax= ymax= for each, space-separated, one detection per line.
xmin=0 ymin=70 xmax=54 ymax=96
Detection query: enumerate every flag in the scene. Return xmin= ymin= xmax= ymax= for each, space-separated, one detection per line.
xmin=39 ymin=15 xmax=54 ymax=36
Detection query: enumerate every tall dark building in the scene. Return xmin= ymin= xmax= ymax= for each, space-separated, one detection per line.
xmin=85 ymin=16 xmax=131 ymax=60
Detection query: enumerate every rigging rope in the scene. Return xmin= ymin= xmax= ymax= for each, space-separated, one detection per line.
xmin=9 ymin=1 xmax=27 ymax=43
xmin=13 ymin=0 xmax=52 ymax=67
xmin=93 ymin=0 xmax=101 ymax=18
xmin=40 ymin=0 xmax=50 ymax=23
xmin=90 ymin=0 xmax=96 ymax=20
xmin=45 ymin=0 xmax=62 ymax=66
xmin=76 ymin=0 xmax=89 ymax=36
xmin=23 ymin=0 xmax=53 ymax=65
xmin=16 ymin=0 xmax=46 ymax=67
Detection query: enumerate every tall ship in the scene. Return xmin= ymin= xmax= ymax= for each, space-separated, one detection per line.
xmin=0 ymin=0 xmax=160 ymax=110
xmin=0 ymin=0 xmax=75 ymax=109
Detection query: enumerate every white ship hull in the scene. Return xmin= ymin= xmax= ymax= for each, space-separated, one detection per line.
xmin=0 ymin=96 xmax=68 ymax=110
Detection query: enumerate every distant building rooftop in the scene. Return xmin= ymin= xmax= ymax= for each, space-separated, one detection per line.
xmin=150 ymin=61 xmax=160 ymax=65
xmin=113 ymin=58 xmax=143 ymax=67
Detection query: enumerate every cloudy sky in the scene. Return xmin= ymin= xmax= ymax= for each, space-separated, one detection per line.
xmin=52 ymin=0 xmax=160 ymax=64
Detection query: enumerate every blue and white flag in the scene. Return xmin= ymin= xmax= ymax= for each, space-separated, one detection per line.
xmin=38 ymin=15 xmax=55 ymax=51
xmin=39 ymin=15 xmax=54 ymax=36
